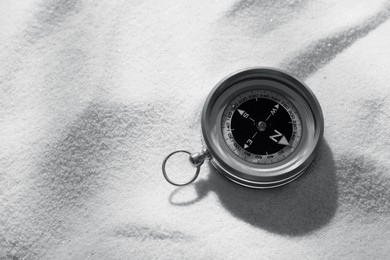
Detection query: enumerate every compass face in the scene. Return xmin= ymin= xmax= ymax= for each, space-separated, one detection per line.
xmin=222 ymin=89 xmax=303 ymax=164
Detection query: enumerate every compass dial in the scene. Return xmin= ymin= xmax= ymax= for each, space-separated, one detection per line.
xmin=222 ymin=89 xmax=302 ymax=164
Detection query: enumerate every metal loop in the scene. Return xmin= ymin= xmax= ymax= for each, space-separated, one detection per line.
xmin=162 ymin=150 xmax=201 ymax=186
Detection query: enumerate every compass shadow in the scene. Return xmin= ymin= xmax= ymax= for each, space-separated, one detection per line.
xmin=202 ymin=139 xmax=337 ymax=236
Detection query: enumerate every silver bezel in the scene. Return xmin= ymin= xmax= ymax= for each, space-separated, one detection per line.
xmin=201 ymin=67 xmax=324 ymax=188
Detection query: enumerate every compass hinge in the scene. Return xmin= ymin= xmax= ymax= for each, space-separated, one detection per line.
xmin=189 ymin=148 xmax=210 ymax=167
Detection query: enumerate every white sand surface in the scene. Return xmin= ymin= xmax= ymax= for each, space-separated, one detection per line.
xmin=1 ymin=0 xmax=390 ymax=259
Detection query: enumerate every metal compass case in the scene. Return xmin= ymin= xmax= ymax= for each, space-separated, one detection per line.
xmin=163 ymin=67 xmax=324 ymax=189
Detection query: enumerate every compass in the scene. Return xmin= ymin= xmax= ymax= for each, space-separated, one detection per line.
xmin=162 ymin=67 xmax=324 ymax=188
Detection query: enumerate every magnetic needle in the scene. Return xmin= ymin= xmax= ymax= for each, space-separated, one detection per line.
xmin=162 ymin=67 xmax=324 ymax=188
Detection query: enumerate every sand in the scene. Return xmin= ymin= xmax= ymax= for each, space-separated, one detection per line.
xmin=1 ymin=0 xmax=390 ymax=259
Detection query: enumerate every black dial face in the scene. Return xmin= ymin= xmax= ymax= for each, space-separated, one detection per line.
xmin=221 ymin=89 xmax=303 ymax=164
xmin=232 ymin=98 xmax=292 ymax=154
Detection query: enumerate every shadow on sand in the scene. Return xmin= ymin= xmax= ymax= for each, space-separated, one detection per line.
xmin=170 ymin=139 xmax=338 ymax=236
